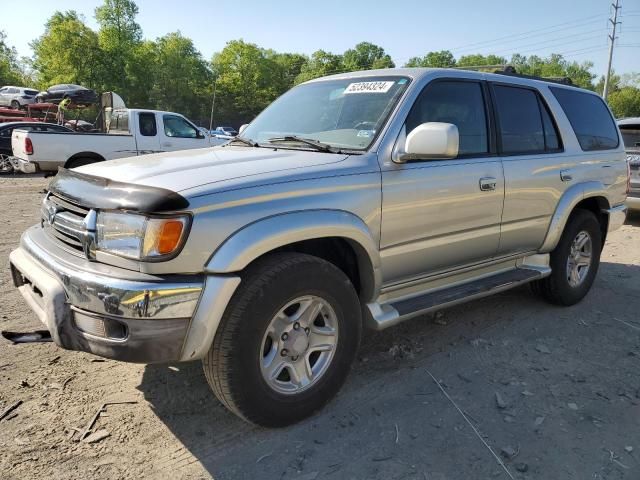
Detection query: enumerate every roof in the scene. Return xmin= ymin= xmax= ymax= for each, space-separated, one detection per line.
xmin=305 ymin=67 xmax=594 ymax=94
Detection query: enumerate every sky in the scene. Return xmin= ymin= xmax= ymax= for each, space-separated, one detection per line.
xmin=3 ymin=0 xmax=639 ymax=79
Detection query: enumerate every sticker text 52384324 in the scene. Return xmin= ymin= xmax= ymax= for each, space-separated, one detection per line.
xmin=343 ymin=81 xmax=395 ymax=94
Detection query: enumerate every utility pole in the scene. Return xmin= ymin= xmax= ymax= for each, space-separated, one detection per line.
xmin=603 ymin=0 xmax=621 ymax=100
xmin=208 ymin=79 xmax=218 ymax=132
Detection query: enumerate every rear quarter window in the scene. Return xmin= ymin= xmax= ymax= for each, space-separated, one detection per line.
xmin=550 ymin=87 xmax=619 ymax=151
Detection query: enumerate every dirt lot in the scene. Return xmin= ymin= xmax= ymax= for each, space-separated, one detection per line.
xmin=0 ymin=176 xmax=639 ymax=480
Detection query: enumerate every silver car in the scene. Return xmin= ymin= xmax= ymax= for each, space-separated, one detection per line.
xmin=618 ymin=117 xmax=640 ymax=210
xmin=0 ymin=86 xmax=39 ymax=109
xmin=9 ymin=68 xmax=628 ymax=426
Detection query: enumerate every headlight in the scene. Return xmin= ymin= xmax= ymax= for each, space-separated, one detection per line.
xmin=96 ymin=211 xmax=190 ymax=260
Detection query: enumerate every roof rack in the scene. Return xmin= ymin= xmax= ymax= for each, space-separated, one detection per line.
xmin=492 ymin=66 xmax=574 ymax=86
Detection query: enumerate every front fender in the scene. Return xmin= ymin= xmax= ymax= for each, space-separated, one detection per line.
xmin=539 ymin=181 xmax=610 ymax=252
xmin=205 ymin=209 xmax=382 ymax=300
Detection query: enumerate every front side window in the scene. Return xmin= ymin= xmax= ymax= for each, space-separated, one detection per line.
xmin=163 ymin=115 xmax=197 ymax=138
xmin=139 ymin=112 xmax=157 ymax=137
xmin=550 ymin=87 xmax=619 ymax=151
xmin=406 ymin=80 xmax=488 ymax=156
xmin=242 ymin=76 xmax=410 ymax=150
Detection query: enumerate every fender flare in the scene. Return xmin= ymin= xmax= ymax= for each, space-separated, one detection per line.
xmin=539 ymin=181 xmax=610 ymax=252
xmin=205 ymin=209 xmax=382 ymax=301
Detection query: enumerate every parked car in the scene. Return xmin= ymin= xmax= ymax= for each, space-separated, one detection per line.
xmin=35 ymin=84 xmax=98 ymax=105
xmin=10 ymin=68 xmax=628 ymax=427
xmin=618 ymin=118 xmax=640 ymax=211
xmin=212 ymin=126 xmax=237 ymax=136
xmin=11 ymin=108 xmax=229 ymax=173
xmin=0 ymin=122 xmax=71 ymax=173
xmin=0 ymin=86 xmax=40 ymax=109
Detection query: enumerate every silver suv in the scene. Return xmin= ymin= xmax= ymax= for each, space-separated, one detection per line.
xmin=0 ymin=86 xmax=39 ymax=109
xmin=9 ymin=68 xmax=628 ymax=426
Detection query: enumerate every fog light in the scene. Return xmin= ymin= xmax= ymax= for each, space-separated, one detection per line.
xmin=73 ymin=310 xmax=127 ymax=340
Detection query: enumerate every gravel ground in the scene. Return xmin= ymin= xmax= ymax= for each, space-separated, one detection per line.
xmin=1 ymin=176 xmax=639 ymax=480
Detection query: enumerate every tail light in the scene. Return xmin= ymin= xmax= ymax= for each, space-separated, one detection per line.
xmin=25 ymin=138 xmax=33 ymax=155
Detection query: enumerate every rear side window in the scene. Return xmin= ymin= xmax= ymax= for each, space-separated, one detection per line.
xmin=406 ymin=80 xmax=488 ymax=156
xmin=550 ymin=87 xmax=619 ymax=151
xmin=139 ymin=112 xmax=157 ymax=137
xmin=492 ymin=85 xmax=562 ymax=155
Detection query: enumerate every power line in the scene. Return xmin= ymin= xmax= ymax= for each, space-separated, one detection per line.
xmin=484 ymin=30 xmax=607 ymax=56
xmin=450 ymin=15 xmax=605 ymax=52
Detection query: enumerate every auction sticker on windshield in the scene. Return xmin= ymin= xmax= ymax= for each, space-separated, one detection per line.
xmin=343 ymin=81 xmax=395 ymax=94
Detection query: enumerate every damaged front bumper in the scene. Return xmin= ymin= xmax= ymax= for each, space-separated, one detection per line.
xmin=9 ymin=226 xmax=208 ymax=363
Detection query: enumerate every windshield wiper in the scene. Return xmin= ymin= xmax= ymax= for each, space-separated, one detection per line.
xmin=227 ymin=136 xmax=258 ymax=147
xmin=267 ymin=135 xmax=338 ymax=153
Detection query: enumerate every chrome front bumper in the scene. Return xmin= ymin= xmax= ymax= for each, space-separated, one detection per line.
xmin=9 ymin=227 xmax=216 ymax=363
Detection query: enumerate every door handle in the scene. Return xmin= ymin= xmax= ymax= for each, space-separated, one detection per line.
xmin=479 ymin=177 xmax=497 ymax=191
xmin=560 ymin=169 xmax=572 ymax=182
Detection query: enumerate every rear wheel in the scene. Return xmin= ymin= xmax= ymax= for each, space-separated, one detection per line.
xmin=203 ymin=252 xmax=362 ymax=427
xmin=10 ymin=100 xmax=19 ymax=110
xmin=0 ymin=154 xmax=13 ymax=174
xmin=531 ymin=209 xmax=602 ymax=306
xmin=66 ymin=157 xmax=99 ymax=169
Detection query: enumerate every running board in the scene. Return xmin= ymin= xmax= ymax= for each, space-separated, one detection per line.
xmin=366 ymin=267 xmax=548 ymax=330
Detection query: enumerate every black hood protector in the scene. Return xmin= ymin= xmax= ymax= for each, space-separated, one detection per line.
xmin=48 ymin=168 xmax=189 ymax=212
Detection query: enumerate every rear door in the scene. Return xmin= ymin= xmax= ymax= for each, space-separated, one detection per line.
xmin=160 ymin=114 xmax=208 ymax=151
xmin=380 ymin=79 xmax=505 ymax=284
xmin=491 ymin=83 xmax=568 ymax=255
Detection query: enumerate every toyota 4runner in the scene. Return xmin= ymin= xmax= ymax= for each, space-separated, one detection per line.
xmin=9 ymin=68 xmax=628 ymax=427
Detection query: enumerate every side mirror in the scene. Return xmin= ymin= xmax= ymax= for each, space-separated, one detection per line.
xmin=395 ymin=122 xmax=459 ymax=163
xmin=197 ymin=131 xmax=205 ymax=139
xmin=239 ymin=124 xmax=249 ymax=135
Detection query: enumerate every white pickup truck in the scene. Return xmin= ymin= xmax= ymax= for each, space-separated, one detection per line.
xmin=11 ymin=108 xmax=230 ymax=173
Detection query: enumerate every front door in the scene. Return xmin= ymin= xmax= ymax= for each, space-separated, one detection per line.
xmin=160 ymin=114 xmax=207 ymax=152
xmin=380 ymin=79 xmax=505 ymax=285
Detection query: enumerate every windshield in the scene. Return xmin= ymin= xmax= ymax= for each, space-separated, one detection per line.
xmin=242 ymin=76 xmax=410 ymax=150
xmin=620 ymin=126 xmax=640 ymax=151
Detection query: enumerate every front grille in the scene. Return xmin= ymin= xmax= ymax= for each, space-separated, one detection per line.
xmin=42 ymin=193 xmax=90 ymax=254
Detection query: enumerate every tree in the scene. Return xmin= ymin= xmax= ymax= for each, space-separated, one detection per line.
xmin=295 ymin=50 xmax=343 ymax=83
xmin=608 ymin=87 xmax=640 ymax=118
xmin=30 ymin=12 xmax=103 ymax=89
xmin=510 ymin=54 xmax=595 ymax=89
xmin=457 ymin=53 xmax=508 ymax=69
xmin=212 ymin=40 xmax=280 ymax=126
xmin=0 ymin=30 xmax=24 ymax=86
xmin=342 ymin=42 xmax=394 ymax=71
xmin=149 ymin=32 xmax=212 ymax=122
xmin=405 ymin=50 xmax=456 ymax=68
xmin=95 ymin=0 xmax=142 ymax=98
xmin=267 ymin=51 xmax=308 ymax=94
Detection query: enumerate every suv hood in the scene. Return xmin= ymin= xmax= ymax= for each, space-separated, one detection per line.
xmin=76 ymin=146 xmax=351 ymax=195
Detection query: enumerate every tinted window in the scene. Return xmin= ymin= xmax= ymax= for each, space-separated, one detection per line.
xmin=406 ymin=81 xmax=488 ymax=155
xmin=540 ymin=99 xmax=560 ymax=150
xmin=139 ymin=112 xmax=157 ymax=136
xmin=550 ymin=87 xmax=619 ymax=151
xmin=620 ymin=126 xmax=640 ymax=151
xmin=163 ymin=115 xmax=197 ymax=138
xmin=493 ymin=85 xmax=545 ymax=154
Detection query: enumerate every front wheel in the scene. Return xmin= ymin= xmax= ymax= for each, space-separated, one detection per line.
xmin=531 ymin=209 xmax=602 ymax=306
xmin=203 ymin=252 xmax=362 ymax=427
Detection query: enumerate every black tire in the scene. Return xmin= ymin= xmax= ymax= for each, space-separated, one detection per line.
xmin=66 ymin=157 xmax=98 ymax=169
xmin=10 ymin=100 xmax=19 ymax=110
xmin=36 ymin=96 xmax=44 ymax=103
xmin=531 ymin=209 xmax=602 ymax=306
xmin=203 ymin=252 xmax=362 ymax=427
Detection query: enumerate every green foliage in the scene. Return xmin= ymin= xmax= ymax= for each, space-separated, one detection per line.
xmin=608 ymin=87 xmax=640 ymax=118
xmin=511 ymin=53 xmax=595 ymax=89
xmin=342 ymin=42 xmax=394 ymax=71
xmin=295 ymin=50 xmax=343 ymax=84
xmin=405 ymin=50 xmax=456 ymax=68
xmin=30 ymin=11 xmax=103 ymax=89
xmin=0 ymin=31 xmax=24 ymax=86
xmin=457 ymin=53 xmax=508 ymax=69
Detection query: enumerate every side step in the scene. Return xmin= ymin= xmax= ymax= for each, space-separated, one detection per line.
xmin=367 ymin=267 xmax=548 ymax=330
